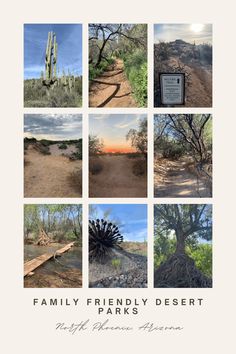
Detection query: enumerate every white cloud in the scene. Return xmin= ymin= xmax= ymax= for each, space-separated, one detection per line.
xmin=124 ymin=228 xmax=147 ymax=242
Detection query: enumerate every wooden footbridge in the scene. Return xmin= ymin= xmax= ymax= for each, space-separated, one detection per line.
xmin=24 ymin=242 xmax=75 ymax=276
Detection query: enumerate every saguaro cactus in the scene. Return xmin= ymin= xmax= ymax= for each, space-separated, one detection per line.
xmin=69 ymin=76 xmax=73 ymax=92
xmin=43 ymin=31 xmax=58 ymax=87
xmin=89 ymin=219 xmax=123 ymax=262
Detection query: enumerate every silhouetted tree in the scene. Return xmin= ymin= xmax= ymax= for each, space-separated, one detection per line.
xmin=126 ymin=118 xmax=147 ymax=157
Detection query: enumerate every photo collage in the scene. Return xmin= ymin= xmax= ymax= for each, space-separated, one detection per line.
xmin=23 ymin=23 xmax=213 ymax=289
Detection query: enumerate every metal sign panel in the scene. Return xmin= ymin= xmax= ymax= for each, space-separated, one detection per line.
xmin=159 ymin=73 xmax=185 ymax=105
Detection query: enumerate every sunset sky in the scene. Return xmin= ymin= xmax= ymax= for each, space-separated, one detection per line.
xmin=154 ymin=24 xmax=212 ymax=45
xmin=24 ymin=114 xmax=82 ymax=140
xmin=89 ymin=114 xmax=146 ymax=153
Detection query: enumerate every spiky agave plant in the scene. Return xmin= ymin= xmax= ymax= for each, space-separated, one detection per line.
xmin=89 ymin=219 xmax=123 ymax=262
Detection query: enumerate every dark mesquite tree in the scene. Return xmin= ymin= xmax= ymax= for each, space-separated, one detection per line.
xmin=154 ymin=204 xmax=212 ymax=255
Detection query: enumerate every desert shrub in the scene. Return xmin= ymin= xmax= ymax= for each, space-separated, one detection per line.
xmin=132 ymin=159 xmax=147 ymax=176
xmin=89 ymin=157 xmax=103 ymax=175
xmin=40 ymin=139 xmax=51 ymax=147
xmin=68 ymin=169 xmax=82 ymax=193
xmin=162 ymin=144 xmax=184 ymax=159
xmin=70 ymin=151 xmax=82 ymax=160
xmin=198 ymin=44 xmax=212 ymax=65
xmin=24 ymin=77 xmax=82 ymax=107
xmin=24 ymin=137 xmax=37 ymax=150
xmin=154 ymin=42 xmax=170 ymax=61
xmin=156 ymin=138 xmax=185 ymax=160
xmin=187 ymin=243 xmax=212 ymax=278
xmin=122 ymin=242 xmax=147 ymax=256
xmin=58 ymin=143 xmax=68 ymax=149
xmin=154 ymin=234 xmax=176 ymax=268
xmin=39 ymin=146 xmax=51 ymax=155
xmin=89 ymin=135 xmax=104 ymax=155
xmin=111 ymin=258 xmax=121 ymax=269
xmin=123 ymin=50 xmax=147 ymax=107
xmin=126 ymin=153 xmax=140 ymax=159
xmin=89 ymin=58 xmax=114 ymax=80
xmin=34 ymin=143 xmax=51 ymax=155
xmin=75 ymin=139 xmax=82 ymax=151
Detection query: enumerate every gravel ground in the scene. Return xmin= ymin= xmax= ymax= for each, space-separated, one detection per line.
xmin=89 ymin=249 xmax=147 ymax=288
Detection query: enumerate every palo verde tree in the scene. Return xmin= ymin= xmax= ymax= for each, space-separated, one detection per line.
xmin=126 ymin=117 xmax=147 ymax=157
xmin=155 ymin=204 xmax=212 ymax=255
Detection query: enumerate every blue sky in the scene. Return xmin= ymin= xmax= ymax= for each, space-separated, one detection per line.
xmin=24 ymin=24 xmax=82 ymax=79
xmin=89 ymin=204 xmax=147 ymax=242
xmin=24 ymin=114 xmax=82 ymax=140
xmin=154 ymin=24 xmax=212 ymax=45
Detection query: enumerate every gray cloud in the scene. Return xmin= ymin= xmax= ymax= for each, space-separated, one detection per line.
xmin=24 ymin=114 xmax=82 ymax=140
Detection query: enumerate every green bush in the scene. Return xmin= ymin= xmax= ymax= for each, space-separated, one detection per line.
xmin=187 ymin=244 xmax=212 ymax=278
xmin=89 ymin=157 xmax=103 ymax=175
xmin=40 ymin=139 xmax=52 ymax=147
xmin=111 ymin=258 xmax=121 ymax=269
xmin=123 ymin=51 xmax=147 ymax=107
xmin=162 ymin=143 xmax=184 ymax=159
xmin=70 ymin=151 xmax=82 ymax=160
xmin=89 ymin=58 xmax=114 ymax=80
xmin=156 ymin=138 xmax=185 ymax=159
xmin=58 ymin=143 xmax=68 ymax=150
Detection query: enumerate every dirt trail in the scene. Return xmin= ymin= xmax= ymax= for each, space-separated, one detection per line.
xmin=89 ymin=59 xmax=138 ymax=108
xmin=169 ymin=57 xmax=212 ymax=107
xmin=154 ymin=157 xmax=211 ymax=198
xmin=89 ymin=155 xmax=147 ymax=197
xmin=24 ymin=148 xmax=82 ymax=197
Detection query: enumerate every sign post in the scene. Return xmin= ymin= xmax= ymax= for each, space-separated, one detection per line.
xmin=159 ymin=73 xmax=185 ymax=106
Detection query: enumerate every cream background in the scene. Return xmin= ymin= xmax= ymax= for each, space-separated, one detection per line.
xmin=0 ymin=0 xmax=235 ymax=352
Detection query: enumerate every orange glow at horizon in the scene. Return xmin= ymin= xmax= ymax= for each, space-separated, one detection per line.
xmin=103 ymin=146 xmax=137 ymax=153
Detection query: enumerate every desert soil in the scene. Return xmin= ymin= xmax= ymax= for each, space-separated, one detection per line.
xmin=89 ymin=59 xmax=138 ymax=108
xmin=154 ymin=157 xmax=212 ymax=198
xmin=89 ymin=155 xmax=147 ymax=197
xmin=24 ymin=145 xmax=82 ymax=197
xmin=169 ymin=57 xmax=212 ymax=107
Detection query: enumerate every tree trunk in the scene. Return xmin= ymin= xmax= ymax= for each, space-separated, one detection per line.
xmin=95 ymin=39 xmax=108 ymax=67
xmin=175 ymin=230 xmax=186 ymax=255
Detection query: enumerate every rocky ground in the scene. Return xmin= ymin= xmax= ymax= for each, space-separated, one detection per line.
xmin=89 ymin=250 xmax=147 ymax=288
